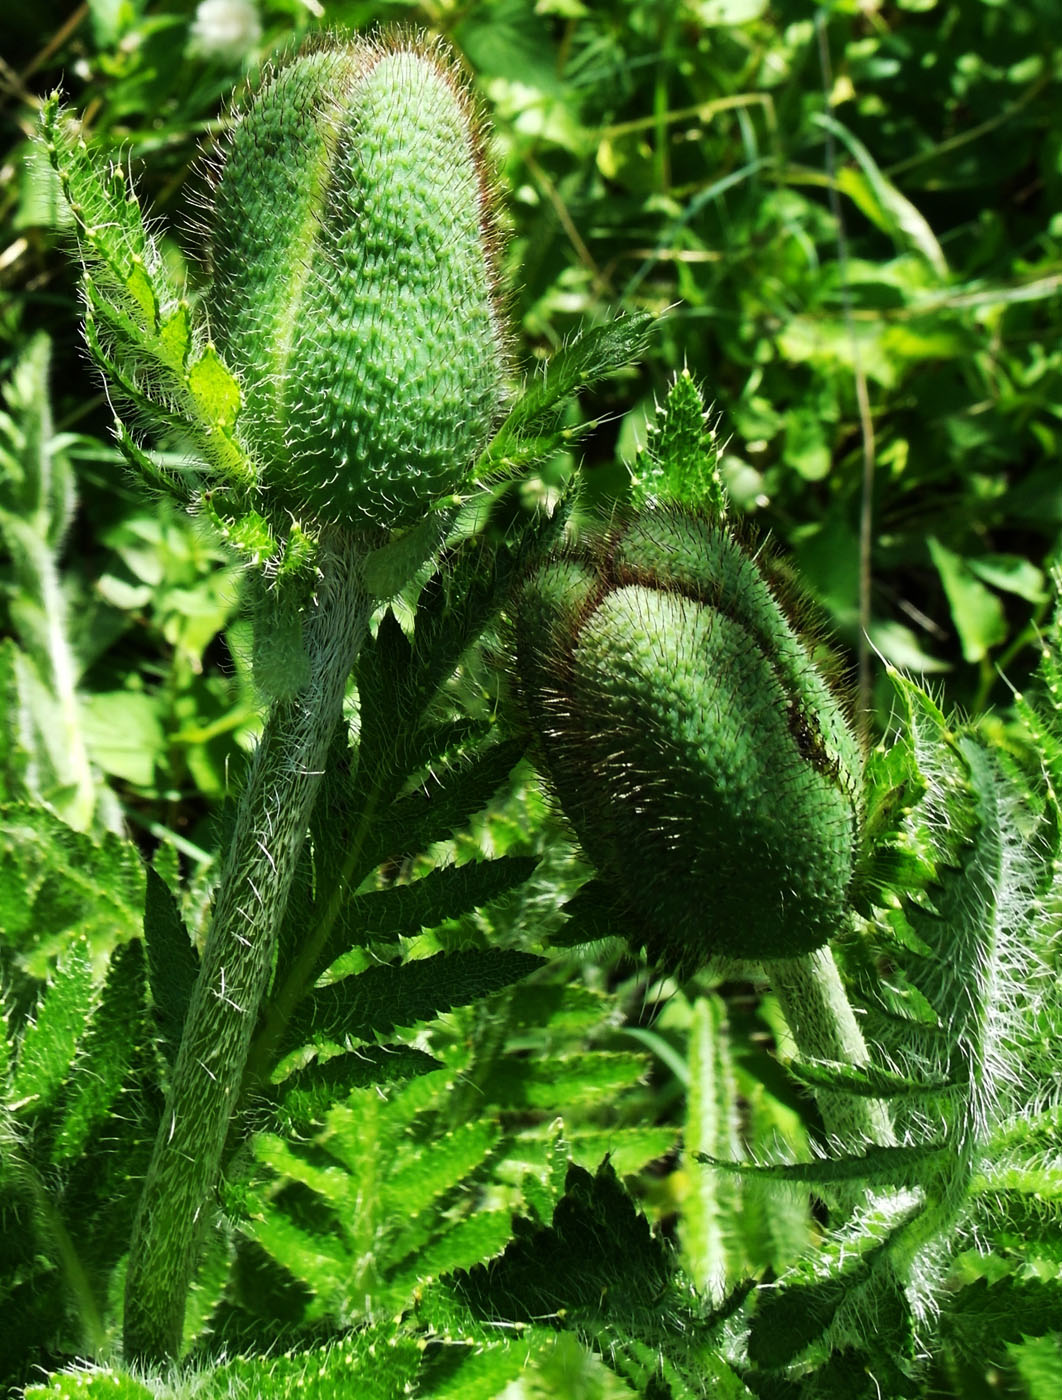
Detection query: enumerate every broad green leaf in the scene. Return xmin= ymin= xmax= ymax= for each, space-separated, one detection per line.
xmin=929 ymin=536 xmax=1007 ymax=662
xmin=783 ymin=403 xmax=832 ymax=481
xmin=687 ymin=0 xmax=768 ymax=22
xmin=79 ymin=689 xmax=164 ymax=787
xmin=966 ymin=552 xmax=1046 ymax=603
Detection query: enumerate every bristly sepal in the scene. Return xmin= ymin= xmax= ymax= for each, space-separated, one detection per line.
xmin=512 ymin=498 xmax=864 ymax=969
xmin=630 ymin=367 xmax=726 ymax=516
xmin=204 ymin=32 xmax=508 ymax=535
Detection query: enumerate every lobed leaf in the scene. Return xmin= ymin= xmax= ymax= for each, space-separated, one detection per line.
xmin=9 ymin=936 xmax=95 ymax=1113
xmin=51 ymin=939 xmax=147 ymax=1164
xmin=281 ymin=949 xmax=545 ymax=1055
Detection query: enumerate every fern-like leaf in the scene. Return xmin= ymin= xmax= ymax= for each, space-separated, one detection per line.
xmin=280 ymin=949 xmax=546 ymax=1056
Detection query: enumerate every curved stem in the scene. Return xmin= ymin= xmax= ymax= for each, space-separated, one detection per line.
xmin=770 ymin=944 xmax=894 ymax=1151
xmin=123 ymin=536 xmax=372 ymax=1367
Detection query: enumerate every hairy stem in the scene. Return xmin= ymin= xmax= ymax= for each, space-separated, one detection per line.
xmin=123 ymin=535 xmax=372 ymax=1366
xmin=770 ymin=944 xmax=894 ymax=1150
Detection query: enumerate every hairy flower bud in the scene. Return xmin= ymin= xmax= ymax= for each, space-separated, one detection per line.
xmin=514 ymin=508 xmax=863 ymax=965
xmin=206 ymin=35 xmax=506 ymax=531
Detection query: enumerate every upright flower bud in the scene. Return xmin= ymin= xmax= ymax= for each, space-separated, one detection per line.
xmin=207 ymin=35 xmax=506 ymax=531
xmin=514 ymin=508 xmax=863 ymax=966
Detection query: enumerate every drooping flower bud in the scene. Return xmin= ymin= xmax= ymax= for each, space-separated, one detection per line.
xmin=513 ymin=508 xmax=863 ymax=966
xmin=207 ymin=35 xmax=506 ymax=531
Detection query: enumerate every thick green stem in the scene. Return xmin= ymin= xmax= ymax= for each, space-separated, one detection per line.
xmin=123 ymin=536 xmax=372 ymax=1367
xmin=770 ymin=944 xmax=894 ymax=1150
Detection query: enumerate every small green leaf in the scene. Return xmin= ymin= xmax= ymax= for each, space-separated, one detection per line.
xmin=158 ymin=300 xmax=192 ymax=372
xmin=186 ymin=342 xmax=240 ymax=431
xmin=783 ymin=403 xmax=832 ymax=482
xmin=124 ymin=257 xmax=156 ymax=328
xmin=631 ymin=369 xmax=726 ymax=512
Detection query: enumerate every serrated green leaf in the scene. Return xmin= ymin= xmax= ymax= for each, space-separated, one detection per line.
xmin=631 ymin=368 xmax=725 ymax=513
xmin=417 ymin=1336 xmax=534 ymax=1400
xmin=695 ymin=1142 xmax=946 ymax=1188
xmin=748 ymin=1237 xmax=913 ymax=1372
xmin=186 ymin=342 xmax=240 ymax=431
xmin=0 ymin=802 xmax=144 ymax=963
xmin=486 ymin=313 xmax=655 ymax=461
xmin=1007 ymin=1334 xmax=1062 ymax=1400
xmin=387 ymin=1118 xmax=500 ymax=1221
xmin=340 ymin=856 xmax=539 ymax=941
xmin=782 ymin=1056 xmax=960 ymax=1099
xmin=372 ymin=739 xmax=528 ymax=869
xmin=52 ymin=938 xmax=146 ymax=1163
xmin=484 ymin=1051 xmax=648 ymax=1111
xmin=255 ymin=1132 xmax=353 ymax=1213
xmin=10 ymin=936 xmax=95 ymax=1112
xmin=271 ymin=1044 xmax=441 ymax=1134
xmin=947 ymin=1276 xmax=1062 ymax=1355
xmin=552 ymin=877 xmax=630 ymax=947
xmin=23 ymin=1370 xmax=155 ymax=1399
xmin=282 ymin=949 xmax=546 ymax=1054
xmin=157 ymin=300 xmax=191 ymax=371
xmin=445 ymin=1158 xmax=703 ymax=1351
xmin=124 ymin=258 xmax=156 ymax=328
xmin=209 ymin=1330 xmax=423 ymax=1400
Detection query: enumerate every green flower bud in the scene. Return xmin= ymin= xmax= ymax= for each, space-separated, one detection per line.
xmin=514 ymin=508 xmax=863 ymax=966
xmin=207 ymin=35 xmax=506 ymax=531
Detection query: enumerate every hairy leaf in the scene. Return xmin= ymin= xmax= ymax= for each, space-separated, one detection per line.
xmin=281 ymin=949 xmax=546 ymax=1054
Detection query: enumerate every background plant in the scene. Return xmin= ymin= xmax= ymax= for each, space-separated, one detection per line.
xmin=2 ymin=3 xmax=1061 ymax=1398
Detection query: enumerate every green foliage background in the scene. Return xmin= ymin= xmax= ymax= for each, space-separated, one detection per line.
xmin=2 ymin=2 xmax=1061 ymax=1398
